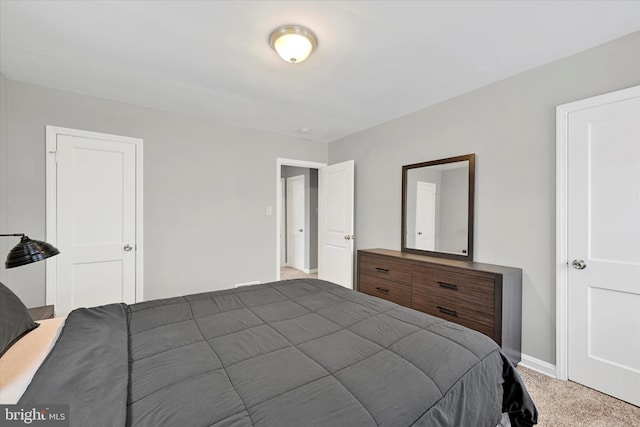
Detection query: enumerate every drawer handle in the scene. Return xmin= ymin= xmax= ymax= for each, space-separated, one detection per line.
xmin=438 ymin=282 xmax=458 ymax=291
xmin=437 ymin=306 xmax=458 ymax=317
xmin=375 ymin=287 xmax=389 ymax=295
xmin=375 ymin=267 xmax=390 ymax=273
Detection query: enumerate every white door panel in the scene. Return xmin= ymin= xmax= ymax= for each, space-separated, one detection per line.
xmin=566 ymin=90 xmax=640 ymax=406
xmin=47 ymin=129 xmax=141 ymax=316
xmin=287 ymin=175 xmax=305 ymax=271
xmin=415 ymin=181 xmax=436 ymax=250
xmin=319 ymin=160 xmax=354 ymax=288
xmin=71 ymin=260 xmax=125 ymax=309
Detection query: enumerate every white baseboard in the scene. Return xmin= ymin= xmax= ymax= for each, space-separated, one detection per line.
xmin=235 ymin=281 xmax=261 ymax=288
xmin=304 ymin=268 xmax=318 ymax=274
xmin=519 ymin=353 xmax=557 ymax=378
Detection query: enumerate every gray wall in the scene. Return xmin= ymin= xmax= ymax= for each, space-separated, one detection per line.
xmin=0 ymin=79 xmax=327 ymax=306
xmin=328 ymin=32 xmax=640 ymax=365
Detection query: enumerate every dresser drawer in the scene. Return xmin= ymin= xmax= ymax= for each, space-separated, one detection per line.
xmin=359 ymin=254 xmax=413 ymax=286
xmin=359 ymin=274 xmax=412 ymax=306
xmin=412 ymin=294 xmax=495 ymax=339
xmin=413 ymin=267 xmax=495 ymax=308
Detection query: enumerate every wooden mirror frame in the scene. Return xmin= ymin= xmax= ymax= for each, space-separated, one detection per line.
xmin=401 ymin=153 xmax=475 ymax=261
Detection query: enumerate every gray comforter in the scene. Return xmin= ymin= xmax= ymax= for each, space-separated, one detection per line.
xmin=20 ymin=279 xmax=537 ymax=426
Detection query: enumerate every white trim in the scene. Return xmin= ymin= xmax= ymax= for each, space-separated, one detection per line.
xmin=304 ymin=268 xmax=318 ymax=274
xmin=555 ymin=85 xmax=640 ymax=381
xmin=276 ymin=158 xmax=326 ymax=281
xmin=235 ymin=281 xmax=261 ymax=288
xmin=519 ymin=353 xmax=557 ymax=378
xmin=45 ymin=127 xmax=57 ymax=307
xmin=555 ymin=101 xmax=569 ymax=381
xmin=45 ymin=126 xmax=144 ymax=309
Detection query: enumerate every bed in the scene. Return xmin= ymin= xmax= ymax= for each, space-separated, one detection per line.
xmin=2 ymin=278 xmax=537 ymax=426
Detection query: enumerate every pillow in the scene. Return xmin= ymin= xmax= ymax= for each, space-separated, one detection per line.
xmin=0 ymin=282 xmax=39 ymax=357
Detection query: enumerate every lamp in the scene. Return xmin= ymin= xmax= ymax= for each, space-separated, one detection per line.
xmin=1 ymin=234 xmax=60 ymax=269
xmin=269 ymin=25 xmax=318 ymax=64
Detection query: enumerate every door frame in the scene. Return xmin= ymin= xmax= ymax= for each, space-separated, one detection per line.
xmin=276 ymin=158 xmax=326 ymax=280
xmin=555 ymin=85 xmax=640 ymax=381
xmin=280 ymin=177 xmax=286 ymax=266
xmin=45 ymin=126 xmax=144 ymax=306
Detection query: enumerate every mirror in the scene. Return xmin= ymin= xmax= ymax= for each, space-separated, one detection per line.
xmin=402 ymin=154 xmax=475 ymax=260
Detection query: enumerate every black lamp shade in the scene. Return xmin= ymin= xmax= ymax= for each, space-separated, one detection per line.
xmin=5 ymin=235 xmax=60 ymax=269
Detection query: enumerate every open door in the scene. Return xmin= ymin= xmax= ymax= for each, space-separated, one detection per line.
xmin=318 ymin=160 xmax=355 ymax=288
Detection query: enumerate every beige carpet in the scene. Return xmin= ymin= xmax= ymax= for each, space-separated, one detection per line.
xmin=280 ymin=266 xmax=318 ymax=280
xmin=517 ymin=366 xmax=640 ymax=426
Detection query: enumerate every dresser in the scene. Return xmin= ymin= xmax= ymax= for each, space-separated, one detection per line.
xmin=357 ymin=248 xmax=522 ymax=364
xmin=28 ymin=305 xmax=55 ymax=321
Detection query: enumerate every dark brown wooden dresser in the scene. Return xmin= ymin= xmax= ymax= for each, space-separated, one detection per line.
xmin=357 ymin=248 xmax=522 ymax=365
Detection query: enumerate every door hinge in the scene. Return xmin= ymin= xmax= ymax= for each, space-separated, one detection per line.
xmin=49 ymin=150 xmax=58 ymax=163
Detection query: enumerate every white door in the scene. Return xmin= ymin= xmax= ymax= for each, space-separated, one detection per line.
xmin=415 ymin=181 xmax=436 ymax=251
xmin=318 ymin=160 xmax=355 ymax=288
xmin=287 ymin=175 xmax=305 ymax=271
xmin=565 ymin=87 xmax=640 ymax=406
xmin=46 ymin=127 xmax=142 ymax=316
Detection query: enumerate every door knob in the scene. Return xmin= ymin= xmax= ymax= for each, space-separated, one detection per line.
xmin=571 ymin=259 xmax=586 ymax=270
xmin=344 ymin=235 xmax=355 ymax=240
xmin=299 ymin=229 xmax=303 ymax=232
xmin=124 ymin=244 xmax=134 ymax=252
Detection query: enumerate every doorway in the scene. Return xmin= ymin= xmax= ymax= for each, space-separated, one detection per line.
xmin=280 ymin=166 xmax=318 ymax=279
xmin=276 ymin=158 xmax=356 ymax=287
xmin=556 ymin=85 xmax=640 ymax=406
xmin=276 ymin=159 xmax=324 ymax=281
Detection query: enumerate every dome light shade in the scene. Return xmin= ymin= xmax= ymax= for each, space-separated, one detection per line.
xmin=269 ymin=25 xmax=317 ymax=64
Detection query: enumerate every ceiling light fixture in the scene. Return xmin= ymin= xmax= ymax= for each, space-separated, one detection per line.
xmin=269 ymin=25 xmax=318 ymax=64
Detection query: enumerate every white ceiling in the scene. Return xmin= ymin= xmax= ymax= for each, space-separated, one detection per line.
xmin=1 ymin=1 xmax=639 ymax=143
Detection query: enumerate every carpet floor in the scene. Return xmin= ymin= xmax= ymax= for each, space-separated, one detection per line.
xmin=517 ymin=366 xmax=639 ymax=426
xmin=280 ymin=266 xmax=318 ymax=280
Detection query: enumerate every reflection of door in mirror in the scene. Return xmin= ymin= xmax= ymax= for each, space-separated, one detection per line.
xmin=402 ymin=153 xmax=474 ymax=261
xmin=415 ymin=182 xmax=435 ymax=250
